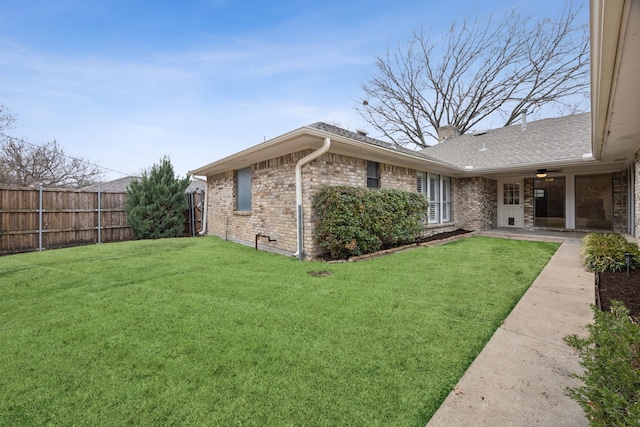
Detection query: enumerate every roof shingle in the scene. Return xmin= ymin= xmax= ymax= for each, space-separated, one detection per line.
xmin=305 ymin=122 xmax=454 ymax=165
xmin=420 ymin=113 xmax=591 ymax=170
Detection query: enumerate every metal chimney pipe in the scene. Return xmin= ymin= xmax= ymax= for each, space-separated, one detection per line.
xmin=521 ymin=108 xmax=528 ymax=131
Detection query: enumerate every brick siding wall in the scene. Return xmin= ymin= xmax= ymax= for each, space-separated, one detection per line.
xmin=206 ymin=151 xmax=427 ymax=258
xmin=523 ymin=178 xmax=534 ymax=229
xmin=452 ymin=176 xmax=497 ymax=230
xmin=206 ymin=152 xmax=308 ymax=254
xmin=613 ymin=171 xmax=627 ymax=233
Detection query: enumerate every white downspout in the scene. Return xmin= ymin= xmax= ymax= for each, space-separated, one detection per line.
xmin=190 ymin=176 xmax=208 ymax=236
xmin=198 ymin=183 xmax=208 ymax=236
xmin=294 ymin=137 xmax=331 ymax=260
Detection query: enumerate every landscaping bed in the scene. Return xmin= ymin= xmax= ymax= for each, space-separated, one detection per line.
xmin=316 ymin=229 xmax=472 ymax=261
xmin=415 ymin=228 xmax=472 ymax=244
xmin=597 ymin=270 xmax=640 ymax=321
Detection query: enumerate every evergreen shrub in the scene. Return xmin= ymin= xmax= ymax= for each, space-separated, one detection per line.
xmin=125 ymin=156 xmax=191 ymax=239
xmin=565 ymin=302 xmax=640 ymax=427
xmin=313 ymin=185 xmax=428 ymax=259
xmin=580 ymin=232 xmax=640 ymax=272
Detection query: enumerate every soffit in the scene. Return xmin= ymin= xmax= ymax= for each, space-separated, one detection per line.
xmin=592 ymin=0 xmax=640 ymax=163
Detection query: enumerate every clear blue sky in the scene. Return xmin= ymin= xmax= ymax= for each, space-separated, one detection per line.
xmin=0 ymin=0 xmax=588 ymax=181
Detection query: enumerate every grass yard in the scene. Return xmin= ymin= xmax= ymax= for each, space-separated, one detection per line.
xmin=0 ymin=236 xmax=559 ymax=426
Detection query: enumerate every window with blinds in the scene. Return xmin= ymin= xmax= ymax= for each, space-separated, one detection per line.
xmin=417 ymin=172 xmax=452 ymax=224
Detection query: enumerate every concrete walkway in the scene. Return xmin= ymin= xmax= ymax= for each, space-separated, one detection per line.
xmin=426 ymin=231 xmax=593 ymax=426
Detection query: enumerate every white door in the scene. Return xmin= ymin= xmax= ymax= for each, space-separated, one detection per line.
xmin=499 ymin=180 xmax=523 ymax=228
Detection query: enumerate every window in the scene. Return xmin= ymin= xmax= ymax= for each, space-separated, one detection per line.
xmin=442 ymin=176 xmax=451 ymax=222
xmin=503 ymin=183 xmax=520 ymax=205
xmin=417 ymin=172 xmax=452 ymax=224
xmin=534 ymin=177 xmax=565 ymax=228
xmin=236 ymin=167 xmax=251 ymax=211
xmin=429 ymin=174 xmax=440 ymax=223
xmin=367 ymin=161 xmax=380 ymax=188
xmin=575 ymin=174 xmax=613 ymax=229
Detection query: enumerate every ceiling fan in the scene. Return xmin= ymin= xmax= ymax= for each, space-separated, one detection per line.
xmin=518 ymin=168 xmax=562 ymax=178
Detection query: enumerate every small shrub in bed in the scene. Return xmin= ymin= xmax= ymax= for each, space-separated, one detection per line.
xmin=580 ymin=232 xmax=640 ymax=272
xmin=565 ymin=301 xmax=640 ymax=427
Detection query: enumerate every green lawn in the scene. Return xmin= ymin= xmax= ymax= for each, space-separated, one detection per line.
xmin=0 ymin=236 xmax=559 ymax=426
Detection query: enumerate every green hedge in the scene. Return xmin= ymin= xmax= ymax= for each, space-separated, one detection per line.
xmin=565 ymin=302 xmax=640 ymax=426
xmin=580 ymin=232 xmax=640 ymax=272
xmin=312 ymin=185 xmax=428 ymax=259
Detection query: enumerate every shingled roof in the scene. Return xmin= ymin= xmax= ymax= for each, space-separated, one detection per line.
xmin=305 ymin=122 xmax=454 ymax=165
xmin=421 ymin=113 xmax=591 ymax=170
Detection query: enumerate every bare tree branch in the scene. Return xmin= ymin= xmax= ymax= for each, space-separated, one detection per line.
xmin=356 ymin=2 xmax=589 ymax=149
xmin=0 ymin=106 xmax=105 ymax=188
xmin=0 ymin=104 xmax=15 ymax=132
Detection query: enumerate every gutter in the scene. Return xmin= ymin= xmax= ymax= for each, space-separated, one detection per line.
xmin=294 ymin=137 xmax=331 ymax=260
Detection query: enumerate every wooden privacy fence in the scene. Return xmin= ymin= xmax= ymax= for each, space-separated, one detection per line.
xmin=0 ymin=187 xmax=204 ymax=255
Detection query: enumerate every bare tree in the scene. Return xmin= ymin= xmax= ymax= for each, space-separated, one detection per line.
xmin=0 ymin=104 xmax=15 ymax=131
xmin=357 ymin=3 xmax=589 ymax=148
xmin=0 ymin=105 xmax=104 ymax=188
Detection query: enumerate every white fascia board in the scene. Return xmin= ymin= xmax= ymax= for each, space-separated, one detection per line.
xmin=590 ymin=0 xmax=627 ymax=160
xmin=189 ymin=125 xmax=459 ymax=177
xmin=188 ymin=127 xmax=317 ymax=176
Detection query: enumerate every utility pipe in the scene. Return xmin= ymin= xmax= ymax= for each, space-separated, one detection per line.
xmin=294 ymin=137 xmax=331 ymax=260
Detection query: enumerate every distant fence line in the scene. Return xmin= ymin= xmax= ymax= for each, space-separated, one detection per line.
xmin=0 ymin=187 xmax=203 ymax=256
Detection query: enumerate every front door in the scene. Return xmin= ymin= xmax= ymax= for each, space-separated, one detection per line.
xmin=499 ymin=180 xmax=523 ymax=228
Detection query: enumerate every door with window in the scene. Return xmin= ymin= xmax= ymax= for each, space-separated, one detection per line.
xmin=499 ymin=180 xmax=523 ymax=228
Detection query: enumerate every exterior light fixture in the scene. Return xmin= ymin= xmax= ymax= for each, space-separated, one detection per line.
xmin=536 ymin=169 xmax=547 ymax=178
xmin=624 ymin=252 xmax=634 ymax=275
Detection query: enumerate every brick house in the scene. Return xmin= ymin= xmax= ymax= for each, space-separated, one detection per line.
xmin=190 ymin=0 xmax=640 ymax=258
xmin=190 ymin=122 xmax=460 ymax=258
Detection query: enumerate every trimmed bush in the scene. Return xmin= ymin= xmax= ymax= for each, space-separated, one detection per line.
xmin=565 ymin=302 xmax=640 ymax=427
xmin=580 ymin=232 xmax=640 ymax=272
xmin=313 ymin=185 xmax=428 ymax=259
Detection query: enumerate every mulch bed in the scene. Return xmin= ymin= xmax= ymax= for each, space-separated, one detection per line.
xmin=414 ymin=229 xmax=472 ymax=245
xmin=315 ymin=229 xmax=472 ymax=262
xmin=597 ymin=270 xmax=640 ymax=321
